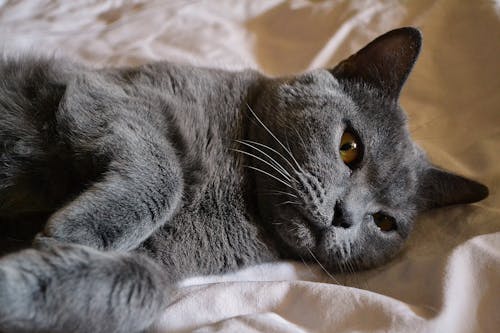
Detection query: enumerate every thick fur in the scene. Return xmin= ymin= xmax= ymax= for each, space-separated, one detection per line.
xmin=0 ymin=28 xmax=488 ymax=333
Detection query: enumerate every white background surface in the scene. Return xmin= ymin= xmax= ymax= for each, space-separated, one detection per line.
xmin=1 ymin=1 xmax=499 ymax=332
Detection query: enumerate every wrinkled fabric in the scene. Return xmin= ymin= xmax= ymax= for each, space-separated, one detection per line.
xmin=0 ymin=1 xmax=498 ymax=332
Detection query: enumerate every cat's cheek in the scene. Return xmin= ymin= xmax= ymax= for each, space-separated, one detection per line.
xmin=356 ymin=223 xmax=406 ymax=268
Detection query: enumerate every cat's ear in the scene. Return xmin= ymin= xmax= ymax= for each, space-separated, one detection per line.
xmin=417 ymin=167 xmax=489 ymax=210
xmin=331 ymin=27 xmax=422 ymax=99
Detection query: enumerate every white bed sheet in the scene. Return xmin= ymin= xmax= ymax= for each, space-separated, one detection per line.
xmin=0 ymin=1 xmax=498 ymax=332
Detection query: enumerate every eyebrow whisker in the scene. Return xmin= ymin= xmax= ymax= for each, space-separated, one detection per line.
xmin=246 ymin=104 xmax=304 ymax=173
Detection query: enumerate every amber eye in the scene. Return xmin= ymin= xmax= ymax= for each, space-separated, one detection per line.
xmin=339 ymin=131 xmax=360 ymax=166
xmin=373 ymin=213 xmax=397 ymax=232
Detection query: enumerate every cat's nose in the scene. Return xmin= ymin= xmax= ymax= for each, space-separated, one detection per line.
xmin=332 ymin=201 xmax=352 ymax=228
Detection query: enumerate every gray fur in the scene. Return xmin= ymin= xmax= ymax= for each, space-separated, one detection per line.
xmin=0 ymin=27 xmax=488 ymax=333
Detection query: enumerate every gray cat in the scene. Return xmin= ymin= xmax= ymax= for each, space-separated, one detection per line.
xmin=0 ymin=27 xmax=488 ymax=333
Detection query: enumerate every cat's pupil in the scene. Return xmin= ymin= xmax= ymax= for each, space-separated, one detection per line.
xmin=340 ymin=142 xmax=356 ymax=151
xmin=373 ymin=213 xmax=397 ymax=232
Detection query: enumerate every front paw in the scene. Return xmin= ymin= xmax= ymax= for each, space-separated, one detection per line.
xmin=41 ymin=217 xmax=103 ymax=250
xmin=0 ymin=253 xmax=38 ymax=332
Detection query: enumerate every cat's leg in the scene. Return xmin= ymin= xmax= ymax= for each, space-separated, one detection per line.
xmin=0 ymin=242 xmax=171 ymax=333
xmin=0 ymin=72 xmax=185 ymax=251
xmin=38 ymin=132 xmax=184 ymax=251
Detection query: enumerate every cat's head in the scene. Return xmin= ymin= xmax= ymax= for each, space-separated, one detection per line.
xmin=246 ymin=27 xmax=488 ymax=271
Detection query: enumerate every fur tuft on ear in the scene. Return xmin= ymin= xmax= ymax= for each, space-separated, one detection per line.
xmin=418 ymin=167 xmax=489 ymax=210
xmin=331 ymin=27 xmax=422 ymax=99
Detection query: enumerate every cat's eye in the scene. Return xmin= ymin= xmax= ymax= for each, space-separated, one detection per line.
xmin=373 ymin=213 xmax=397 ymax=232
xmin=339 ymin=130 xmax=361 ymax=167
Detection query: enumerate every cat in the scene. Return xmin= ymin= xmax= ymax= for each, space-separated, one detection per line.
xmin=0 ymin=27 xmax=488 ymax=333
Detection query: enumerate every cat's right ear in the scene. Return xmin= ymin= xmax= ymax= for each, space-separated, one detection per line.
xmin=330 ymin=27 xmax=422 ymax=99
xmin=417 ymin=167 xmax=489 ymax=210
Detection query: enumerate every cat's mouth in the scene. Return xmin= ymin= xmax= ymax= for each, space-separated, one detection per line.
xmin=274 ymin=205 xmax=323 ymax=250
xmin=296 ymin=209 xmax=323 ymax=235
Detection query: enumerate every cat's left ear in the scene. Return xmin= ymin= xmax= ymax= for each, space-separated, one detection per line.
xmin=417 ymin=167 xmax=489 ymax=210
xmin=331 ymin=27 xmax=422 ymax=99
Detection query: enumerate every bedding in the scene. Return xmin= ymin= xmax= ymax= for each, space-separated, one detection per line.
xmin=0 ymin=0 xmax=498 ymax=332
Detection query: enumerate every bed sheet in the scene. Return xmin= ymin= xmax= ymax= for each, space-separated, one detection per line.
xmin=0 ymin=1 xmax=499 ymax=332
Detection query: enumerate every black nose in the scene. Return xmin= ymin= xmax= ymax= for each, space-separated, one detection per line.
xmin=332 ymin=201 xmax=352 ymax=228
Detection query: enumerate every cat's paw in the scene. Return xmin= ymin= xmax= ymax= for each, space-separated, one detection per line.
xmin=0 ymin=253 xmax=38 ymax=332
xmin=41 ymin=216 xmax=104 ymax=250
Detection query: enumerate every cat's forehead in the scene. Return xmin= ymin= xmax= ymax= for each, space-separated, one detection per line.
xmin=276 ymin=69 xmax=409 ymax=138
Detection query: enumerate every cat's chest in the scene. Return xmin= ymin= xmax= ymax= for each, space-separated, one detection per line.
xmin=181 ymin=181 xmax=244 ymax=229
xmin=143 ymin=177 xmax=276 ymax=278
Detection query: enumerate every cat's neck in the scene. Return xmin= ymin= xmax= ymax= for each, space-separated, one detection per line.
xmin=126 ymin=62 xmax=283 ymax=274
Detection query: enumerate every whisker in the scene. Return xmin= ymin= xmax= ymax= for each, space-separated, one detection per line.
xmin=231 ymin=148 xmax=292 ymax=181
xmin=335 ymin=262 xmax=344 ymax=275
xmin=246 ymin=104 xmax=304 ymax=173
xmin=344 ymin=261 xmax=357 ymax=287
xmin=244 ymin=165 xmax=295 ymax=190
xmin=283 ymin=131 xmax=305 ymax=174
xmin=346 ymin=260 xmax=356 ymax=277
xmin=276 ymin=200 xmax=300 ymax=207
xmin=335 ymin=261 xmax=346 ymax=284
xmin=287 ymin=223 xmax=300 ymax=235
xmin=349 ymin=258 xmax=369 ymax=290
xmin=235 ymin=140 xmax=292 ymax=177
xmin=239 ymin=139 xmax=298 ymax=178
xmin=346 ymin=259 xmax=353 ymax=274
xmin=338 ymin=261 xmax=346 ymax=275
xmin=259 ymin=190 xmax=298 ymax=198
xmin=290 ymin=124 xmax=308 ymax=154
xmin=299 ymin=254 xmax=318 ymax=279
xmin=306 ymin=247 xmax=340 ymax=285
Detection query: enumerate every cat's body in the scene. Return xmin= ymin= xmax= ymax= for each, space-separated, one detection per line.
xmin=0 ymin=28 xmax=488 ymax=333
xmin=0 ymin=59 xmax=278 ymax=276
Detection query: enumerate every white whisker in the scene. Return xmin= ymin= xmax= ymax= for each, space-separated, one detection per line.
xmin=235 ymin=139 xmax=292 ymax=177
xmin=290 ymin=124 xmax=308 ymax=154
xmin=231 ymin=148 xmax=292 ymax=181
xmin=261 ymin=190 xmax=298 ymax=198
xmin=306 ymin=247 xmax=340 ymax=285
xmin=299 ymin=255 xmax=317 ymax=278
xmin=276 ymin=200 xmax=300 ymax=207
xmin=244 ymin=165 xmax=295 ymax=190
xmin=240 ymin=139 xmax=297 ymax=177
xmin=246 ymin=104 xmax=304 ymax=173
